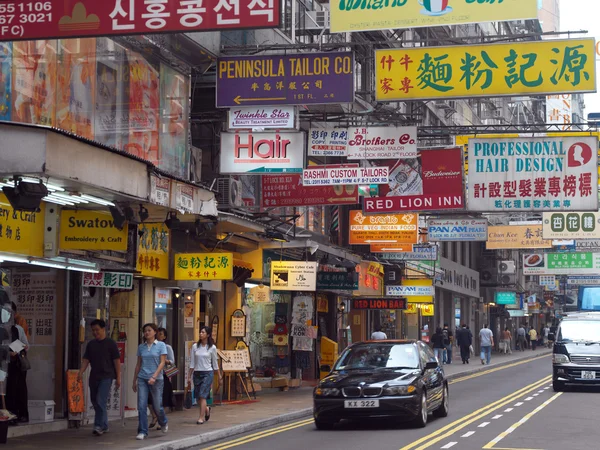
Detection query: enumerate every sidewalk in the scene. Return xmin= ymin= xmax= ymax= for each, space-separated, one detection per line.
xmin=5 ymin=349 xmax=550 ymax=450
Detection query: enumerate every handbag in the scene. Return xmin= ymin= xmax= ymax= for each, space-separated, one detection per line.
xmin=17 ymin=352 xmax=31 ymax=372
xmin=184 ymin=387 xmax=193 ymax=409
xmin=164 ymin=365 xmax=179 ymax=378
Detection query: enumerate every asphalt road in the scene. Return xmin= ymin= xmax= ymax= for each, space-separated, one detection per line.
xmin=197 ymin=354 xmax=600 ymax=450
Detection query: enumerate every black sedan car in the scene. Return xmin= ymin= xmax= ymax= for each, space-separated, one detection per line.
xmin=313 ymin=340 xmax=448 ymax=430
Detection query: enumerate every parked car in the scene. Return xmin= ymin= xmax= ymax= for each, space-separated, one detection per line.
xmin=313 ymin=340 xmax=448 ymax=430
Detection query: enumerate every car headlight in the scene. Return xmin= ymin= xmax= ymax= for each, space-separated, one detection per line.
xmin=315 ymin=388 xmax=340 ymax=397
xmin=383 ymin=385 xmax=416 ymax=396
xmin=553 ymin=353 xmax=570 ymax=364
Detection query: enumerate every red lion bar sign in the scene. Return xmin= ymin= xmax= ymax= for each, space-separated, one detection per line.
xmin=351 ymin=298 xmax=407 ymax=310
xmin=0 ymin=0 xmax=280 ymax=41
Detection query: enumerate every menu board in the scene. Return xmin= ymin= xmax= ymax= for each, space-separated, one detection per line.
xmin=218 ymin=350 xmax=249 ymax=372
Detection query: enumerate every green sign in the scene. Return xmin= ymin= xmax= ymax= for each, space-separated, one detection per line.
xmin=316 ymin=272 xmax=359 ymax=290
xmin=547 ymin=253 xmax=593 ymax=270
xmin=82 ymin=272 xmax=133 ymax=290
xmin=495 ymin=291 xmax=517 ymax=305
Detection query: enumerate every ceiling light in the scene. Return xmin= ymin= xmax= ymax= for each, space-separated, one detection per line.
xmin=0 ymin=255 xmax=29 ymax=263
xmin=66 ymin=265 xmax=100 ymax=273
xmin=80 ymin=194 xmax=115 ymax=206
xmin=45 ymin=195 xmax=76 ymax=206
xmin=2 ymin=180 xmax=48 ymax=212
xmin=30 ymin=259 xmax=67 ymax=269
xmin=50 ymin=192 xmax=89 ymax=203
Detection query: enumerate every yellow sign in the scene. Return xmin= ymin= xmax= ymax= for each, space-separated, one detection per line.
xmin=331 ymin=0 xmax=537 ymax=33
xmin=403 ymin=279 xmax=434 ymax=304
xmin=0 ymin=193 xmax=45 ymax=257
xmin=486 ymin=225 xmax=552 ymax=250
xmin=421 ymin=304 xmax=435 ymax=317
xmin=376 ymin=39 xmax=596 ymax=102
xmin=349 ymin=210 xmax=418 ymax=245
xmin=137 ymin=223 xmax=170 ymax=279
xmin=405 ymin=303 xmax=435 ymax=316
xmin=174 ymin=253 xmax=234 ymax=281
xmin=59 ymin=210 xmax=128 ymax=251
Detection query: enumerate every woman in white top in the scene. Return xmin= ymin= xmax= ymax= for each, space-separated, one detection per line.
xmin=188 ymin=326 xmax=222 ymax=424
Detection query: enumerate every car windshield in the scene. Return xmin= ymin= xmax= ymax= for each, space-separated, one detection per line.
xmin=334 ymin=343 xmax=420 ymax=371
xmin=558 ymin=320 xmax=600 ymax=342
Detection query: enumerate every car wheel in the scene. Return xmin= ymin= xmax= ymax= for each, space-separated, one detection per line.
xmin=413 ymin=392 xmax=428 ymax=428
xmin=552 ymin=379 xmax=565 ymax=392
xmin=314 ymin=418 xmax=337 ymax=430
xmin=433 ymin=385 xmax=449 ymax=418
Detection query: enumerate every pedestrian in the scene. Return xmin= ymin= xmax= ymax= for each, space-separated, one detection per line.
xmin=6 ymin=302 xmax=29 ymax=423
xmin=543 ymin=324 xmax=550 ymax=348
xmin=529 ymin=327 xmax=538 ymax=351
xmin=11 ymin=301 xmax=30 ymax=338
xmin=431 ymin=327 xmax=445 ymax=363
xmin=479 ymin=324 xmax=494 ymax=365
xmin=371 ymin=325 xmax=387 ymax=340
xmin=188 ymin=326 xmax=222 ymax=425
xmin=501 ymin=327 xmax=513 ymax=354
xmin=442 ymin=323 xmax=453 ymax=364
xmin=517 ymin=324 xmax=527 ymax=351
xmin=148 ymin=327 xmax=175 ymax=429
xmin=78 ymin=319 xmax=121 ymax=436
xmin=525 ymin=325 xmax=531 ymax=349
xmin=456 ymin=323 xmax=473 ymax=364
xmin=133 ymin=323 xmax=168 ymax=440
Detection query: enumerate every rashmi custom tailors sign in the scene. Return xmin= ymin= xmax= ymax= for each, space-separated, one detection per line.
xmin=330 ymin=0 xmax=537 ymax=33
xmin=375 ymin=39 xmax=596 ymax=102
xmin=543 ymin=212 xmax=600 ymax=239
xmin=174 ymin=253 xmax=234 ymax=280
xmin=0 ymin=0 xmax=280 ymax=42
xmin=347 ymin=126 xmax=417 ymax=160
xmin=486 ymin=225 xmax=552 ymax=250
xmin=308 ymin=128 xmax=349 ymax=156
xmin=302 ymin=166 xmax=389 ymax=186
xmin=349 ymin=210 xmax=418 ymax=245
xmin=428 ymin=219 xmax=488 ymax=242
xmin=270 ymin=261 xmax=318 ymax=291
xmin=363 ymin=148 xmax=465 ymax=214
xmin=216 ymin=52 xmax=354 ymax=107
xmin=59 ymin=210 xmax=128 ymax=251
xmin=468 ymin=136 xmax=599 ymax=212
xmin=220 ymin=131 xmax=305 ymax=174
xmin=261 ymin=174 xmax=358 ymax=207
xmin=137 ymin=223 xmax=170 ymax=279
xmin=228 ymin=106 xmax=295 ymax=130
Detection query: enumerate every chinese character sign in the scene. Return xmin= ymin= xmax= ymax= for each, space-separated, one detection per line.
xmin=468 ymin=136 xmax=598 ymax=212
xmin=523 ymin=252 xmax=600 ymax=275
xmin=137 ymin=223 xmax=170 ymax=279
xmin=174 ymin=253 xmax=234 ymax=281
xmin=308 ymin=127 xmax=349 ymax=157
xmin=0 ymin=0 xmax=280 ymax=42
xmin=542 ymin=212 xmax=600 ymax=240
xmin=375 ymin=39 xmax=596 ymax=101
xmin=486 ymin=225 xmax=552 ymax=250
xmin=546 ymin=94 xmax=572 ymax=130
xmin=12 ymin=271 xmax=56 ymax=345
xmin=0 ymin=193 xmax=45 ymax=257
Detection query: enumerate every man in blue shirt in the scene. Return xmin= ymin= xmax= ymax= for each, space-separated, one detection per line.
xmin=480 ymin=324 xmax=494 ymax=365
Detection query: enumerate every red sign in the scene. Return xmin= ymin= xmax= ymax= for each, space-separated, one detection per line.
xmin=351 ymin=298 xmax=407 ymax=310
xmin=261 ymin=174 xmax=359 ymax=207
xmin=363 ymin=148 xmax=465 ymax=214
xmin=0 ymin=0 xmax=280 ymax=42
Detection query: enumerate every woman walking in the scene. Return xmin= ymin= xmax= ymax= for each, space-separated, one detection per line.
xmin=132 ymin=323 xmax=168 ymax=440
xmin=501 ymin=327 xmax=513 ymax=354
xmin=149 ymin=327 xmax=175 ymax=429
xmin=188 ymin=326 xmax=222 ymax=424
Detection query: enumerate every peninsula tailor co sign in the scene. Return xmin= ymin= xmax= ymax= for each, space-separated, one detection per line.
xmin=216 ymin=52 xmax=354 ymax=107
xmin=468 ymin=136 xmax=599 ymax=212
xmin=308 ymin=128 xmax=349 ymax=157
xmin=347 ymin=126 xmax=417 ymax=160
xmin=59 ymin=210 xmax=128 ymax=251
xmin=302 ymin=166 xmax=389 ymax=186
xmin=220 ymin=131 xmax=305 ymax=174
xmin=427 ymin=218 xmax=488 ymax=242
xmin=375 ymin=39 xmax=596 ymax=102
xmin=363 ymin=148 xmax=465 ymax=214
xmin=0 ymin=0 xmax=280 ymax=42
xmin=228 ymin=106 xmax=295 ymax=130
xmin=330 ymin=0 xmax=536 ymax=33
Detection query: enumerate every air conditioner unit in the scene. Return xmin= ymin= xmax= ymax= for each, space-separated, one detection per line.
xmin=497 ymin=261 xmax=516 ymax=274
xmin=216 ymin=178 xmax=243 ymax=208
xmin=304 ymin=10 xmax=330 ymax=29
xmin=497 ymin=273 xmax=517 ymax=286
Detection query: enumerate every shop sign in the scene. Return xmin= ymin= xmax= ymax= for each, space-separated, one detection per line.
xmin=184 ymin=297 xmax=194 ymax=328
xmin=331 ymin=0 xmax=536 ymax=33
xmin=508 ymin=310 xmax=525 ymax=317
xmin=428 ymin=218 xmax=487 ymax=242
xmin=12 ymin=271 xmax=56 ymax=345
xmin=351 ymin=298 xmax=407 ymax=310
xmin=377 ymin=246 xmax=438 ymax=261
xmin=539 ymin=276 xmax=556 ymax=287
xmin=370 ymin=243 xmax=413 ymax=253
xmin=261 ymin=173 xmax=359 ymax=207
xmin=174 ymin=183 xmax=194 ymax=214
xmin=362 ymin=148 xmax=465 ymax=214
xmin=546 ymin=94 xmax=572 ymax=131
xmin=404 ymin=303 xmax=434 ymax=316
xmin=302 ymin=165 xmax=389 ymax=186
xmin=347 ymin=126 xmax=417 ymax=160
xmin=567 ymin=276 xmax=600 ymax=286
xmin=576 ymin=239 xmax=600 ymax=252
xmin=316 ymin=272 xmax=358 ymax=290
xmin=216 ymin=52 xmax=354 ymax=107
xmin=0 ymin=192 xmax=45 ymax=257
xmin=375 ymin=39 xmax=596 ymax=102
xmin=82 ymin=272 xmax=133 ymax=290
xmin=220 ymin=131 xmax=305 ymax=174
xmin=468 ymin=136 xmax=599 ymax=212
xmin=543 ymin=212 xmax=600 ymax=239
xmin=228 ymin=106 xmax=296 ymax=129
xmin=386 ymin=284 xmax=434 ymax=298
xmin=349 ymin=210 xmax=418 ymax=245
xmin=150 ymin=175 xmax=170 ymax=207
xmin=270 ymin=261 xmax=317 ymax=291
xmin=495 ymin=291 xmax=517 ymax=306
xmin=308 ymin=127 xmax=349 ymax=157
xmin=174 ymin=253 xmax=234 ymax=280
xmin=59 ymin=210 xmax=128 ymax=252
xmin=523 ymin=252 xmax=600 ymax=275
xmin=486 ymin=225 xmax=552 ymax=250
xmin=436 ymin=257 xmax=479 ymax=298
xmin=354 ymin=262 xmax=382 ymax=296
xmin=137 ymin=223 xmax=170 ymax=279
xmin=155 ymin=288 xmax=170 ymax=304
xmin=0 ymin=0 xmax=280 ymax=42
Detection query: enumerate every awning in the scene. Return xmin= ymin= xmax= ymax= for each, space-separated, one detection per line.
xmin=261 ymin=239 xmax=362 ymax=264
xmin=233 ymin=259 xmax=254 ymax=271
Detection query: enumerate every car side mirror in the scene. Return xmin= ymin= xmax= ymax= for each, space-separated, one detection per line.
xmin=425 ymin=361 xmax=438 ymax=370
xmin=320 ymin=365 xmax=332 ymax=373
xmin=548 ymin=333 xmax=555 ymax=341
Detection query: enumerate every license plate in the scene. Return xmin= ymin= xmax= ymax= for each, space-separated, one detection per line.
xmin=582 ymin=370 xmax=596 ymax=379
xmin=344 ymin=400 xmax=379 ymax=408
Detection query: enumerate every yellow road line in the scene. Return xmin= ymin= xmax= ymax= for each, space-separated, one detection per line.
xmin=201 ymin=419 xmax=314 ymax=450
xmin=449 ymin=354 xmax=550 ymax=385
xmin=399 ymin=376 xmax=552 ymax=450
xmin=482 ymin=392 xmax=562 ymax=449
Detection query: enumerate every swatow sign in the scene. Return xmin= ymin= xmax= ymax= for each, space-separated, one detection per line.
xmin=59 ymin=210 xmax=128 ymax=252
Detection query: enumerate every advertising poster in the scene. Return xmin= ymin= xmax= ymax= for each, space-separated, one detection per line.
xmin=542 ymin=212 xmax=600 ymax=240
xmin=427 ymin=218 xmax=487 ymax=242
xmin=126 ymin=50 xmax=159 ymax=165
xmin=349 ymin=210 xmax=418 ymax=245
xmin=271 ymin=262 xmax=318 ymax=291
xmin=308 ymin=127 xmax=349 ymax=156
xmin=375 ymin=39 xmax=596 ymax=101
xmin=12 ymin=39 xmax=57 ymax=126
xmin=229 ymin=106 xmax=296 ymax=129
xmin=486 ymin=225 xmax=552 ymax=249
xmin=468 ymin=136 xmax=599 ymax=212
xmin=261 ymin=173 xmax=358 ymax=207
xmin=184 ymin=298 xmax=194 ymax=328
xmin=56 ymin=38 xmax=96 ymax=139
xmin=347 ymin=126 xmax=417 ymax=160
xmin=160 ymin=63 xmax=189 ymax=179
xmin=363 ymin=148 xmax=465 ymax=213
xmin=0 ymin=42 xmax=11 ymax=121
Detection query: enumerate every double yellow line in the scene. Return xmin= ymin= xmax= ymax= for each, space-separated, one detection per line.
xmin=399 ymin=375 xmax=552 ymax=450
